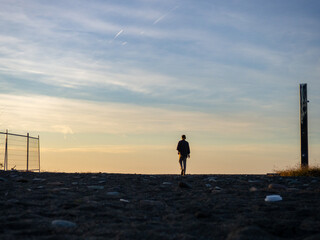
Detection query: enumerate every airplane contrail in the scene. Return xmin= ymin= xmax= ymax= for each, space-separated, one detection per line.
xmin=114 ymin=29 xmax=123 ymax=39
xmin=153 ymin=6 xmax=179 ymax=24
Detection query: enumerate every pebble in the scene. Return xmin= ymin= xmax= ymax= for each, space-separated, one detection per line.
xmin=47 ymin=182 xmax=64 ymax=186
xmin=265 ymin=195 xmax=282 ymax=202
xmin=32 ymin=177 xmax=45 ymax=182
xmin=0 ymin=177 xmax=7 ymax=182
xmin=248 ymin=180 xmax=261 ymax=183
xmin=162 ymin=182 xmax=172 ymax=185
xmin=7 ymin=199 xmax=19 ymax=204
xmin=179 ymin=181 xmax=192 ymax=189
xmin=206 ymin=177 xmax=217 ymax=182
xmin=107 ymin=191 xmax=120 ymax=196
xmin=249 ymin=187 xmax=258 ymax=192
xmin=140 ymin=200 xmax=165 ymax=209
xmin=51 ymin=187 xmax=69 ymax=192
xmin=88 ymin=185 xmax=104 ymax=190
xmin=17 ymin=178 xmax=28 ymax=183
xmin=51 ymin=220 xmax=77 ymax=228
xmin=110 ymin=186 xmax=121 ymax=192
xmin=195 ymin=211 xmax=210 ymax=219
xmin=227 ymin=226 xmax=280 ymax=240
xmin=288 ymin=179 xmax=299 ymax=185
xmin=268 ymin=183 xmax=287 ymax=191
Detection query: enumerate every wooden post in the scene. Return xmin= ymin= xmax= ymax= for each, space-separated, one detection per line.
xmin=26 ymin=133 xmax=29 ymax=172
xmin=300 ymin=84 xmax=309 ymax=168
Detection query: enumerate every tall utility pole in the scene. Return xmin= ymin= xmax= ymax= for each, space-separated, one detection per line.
xmin=4 ymin=129 xmax=8 ymax=171
xmin=300 ymin=83 xmax=309 ymax=168
xmin=26 ymin=133 xmax=29 ymax=172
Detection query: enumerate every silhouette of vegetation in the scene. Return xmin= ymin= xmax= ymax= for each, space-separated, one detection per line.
xmin=277 ymin=166 xmax=320 ymax=177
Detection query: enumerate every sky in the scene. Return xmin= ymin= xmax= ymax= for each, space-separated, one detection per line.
xmin=0 ymin=0 xmax=319 ymax=174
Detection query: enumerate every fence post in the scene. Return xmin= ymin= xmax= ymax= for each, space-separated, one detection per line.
xmin=4 ymin=129 xmax=8 ymax=171
xmin=26 ymin=133 xmax=29 ymax=172
xmin=38 ymin=135 xmax=40 ymax=172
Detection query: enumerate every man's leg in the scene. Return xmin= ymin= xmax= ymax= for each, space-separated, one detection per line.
xmin=179 ymin=156 xmax=187 ymax=176
xmin=179 ymin=156 xmax=184 ymax=175
xmin=183 ymin=158 xmax=187 ymax=175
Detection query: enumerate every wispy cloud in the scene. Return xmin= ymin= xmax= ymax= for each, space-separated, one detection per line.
xmin=0 ymin=3 xmax=319 ymax=131
xmin=51 ymin=125 xmax=74 ymax=135
xmin=0 ymin=93 xmax=298 ymax=142
xmin=42 ymin=144 xmax=171 ymax=154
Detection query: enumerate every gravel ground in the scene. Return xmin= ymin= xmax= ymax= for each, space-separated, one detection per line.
xmin=0 ymin=171 xmax=320 ymax=240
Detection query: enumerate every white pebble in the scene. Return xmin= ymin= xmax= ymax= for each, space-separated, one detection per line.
xmin=265 ymin=195 xmax=282 ymax=202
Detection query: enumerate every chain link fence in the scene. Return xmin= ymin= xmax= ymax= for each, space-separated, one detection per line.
xmin=0 ymin=130 xmax=40 ymax=172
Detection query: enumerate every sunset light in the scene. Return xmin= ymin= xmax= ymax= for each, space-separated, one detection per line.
xmin=0 ymin=0 xmax=319 ymax=174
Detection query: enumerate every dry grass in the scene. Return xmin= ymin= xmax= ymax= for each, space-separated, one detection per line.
xmin=276 ymin=166 xmax=320 ymax=177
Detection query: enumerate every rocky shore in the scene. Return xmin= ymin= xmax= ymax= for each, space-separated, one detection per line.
xmin=0 ymin=171 xmax=320 ymax=239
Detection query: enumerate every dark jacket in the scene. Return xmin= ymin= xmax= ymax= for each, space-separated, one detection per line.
xmin=177 ymin=140 xmax=190 ymax=157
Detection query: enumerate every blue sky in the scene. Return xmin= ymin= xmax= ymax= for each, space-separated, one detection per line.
xmin=0 ymin=0 xmax=319 ymax=173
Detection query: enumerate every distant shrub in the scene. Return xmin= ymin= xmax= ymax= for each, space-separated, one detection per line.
xmin=276 ymin=166 xmax=320 ymax=177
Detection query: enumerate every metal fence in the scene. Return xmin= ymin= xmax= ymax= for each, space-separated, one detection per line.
xmin=0 ymin=130 xmax=40 ymax=172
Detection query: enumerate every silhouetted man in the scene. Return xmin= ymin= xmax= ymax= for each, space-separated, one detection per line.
xmin=176 ymin=135 xmax=190 ymax=176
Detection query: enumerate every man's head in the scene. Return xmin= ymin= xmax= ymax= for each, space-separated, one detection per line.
xmin=181 ymin=135 xmax=186 ymax=140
